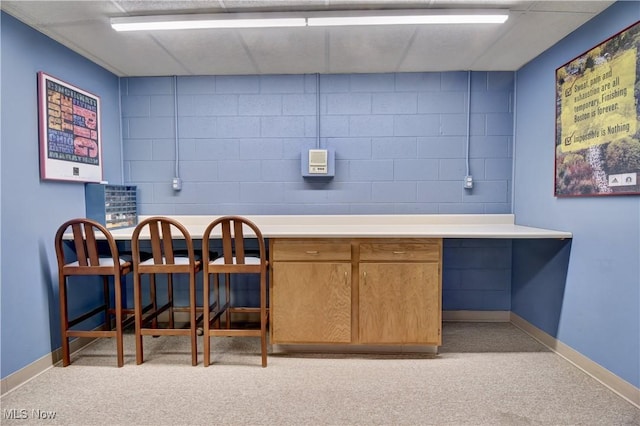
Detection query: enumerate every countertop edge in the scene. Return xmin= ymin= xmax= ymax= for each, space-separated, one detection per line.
xmin=102 ymin=215 xmax=572 ymax=240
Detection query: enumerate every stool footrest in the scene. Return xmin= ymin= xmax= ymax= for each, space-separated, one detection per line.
xmin=140 ymin=302 xmax=171 ymax=327
xmin=208 ymin=329 xmax=262 ymax=337
xmin=68 ymin=304 xmax=108 ymax=328
xmin=228 ymin=307 xmax=269 ymax=314
xmin=67 ymin=330 xmax=115 ymax=338
xmin=140 ymin=328 xmax=194 ymax=336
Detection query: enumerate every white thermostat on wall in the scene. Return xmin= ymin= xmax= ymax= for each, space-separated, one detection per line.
xmin=308 ymin=149 xmax=328 ymax=174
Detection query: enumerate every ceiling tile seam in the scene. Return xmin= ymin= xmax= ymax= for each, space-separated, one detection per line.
xmin=1 ymin=5 xmax=37 ymax=25
xmin=26 ymin=23 xmax=128 ymax=77
xmin=110 ymin=0 xmax=127 ymax=14
xmin=394 ymin=27 xmax=420 ymax=73
xmin=523 ymin=1 xmax=537 ymax=13
xmin=236 ymin=32 xmax=262 ymax=75
xmin=465 ymin=9 xmax=597 ymax=70
xmin=324 ymin=29 xmax=331 ymax=73
xmin=465 ymin=11 xmax=531 ymax=70
xmin=147 ymin=34 xmax=193 ymax=75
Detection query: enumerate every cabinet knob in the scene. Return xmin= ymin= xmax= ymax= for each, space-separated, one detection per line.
xmin=392 ymin=251 xmax=406 ymax=254
xmin=305 ymin=250 xmax=319 ymax=255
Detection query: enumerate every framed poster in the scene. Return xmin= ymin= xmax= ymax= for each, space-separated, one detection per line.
xmin=555 ymin=21 xmax=640 ymax=197
xmin=37 ymin=72 xmax=103 ymax=182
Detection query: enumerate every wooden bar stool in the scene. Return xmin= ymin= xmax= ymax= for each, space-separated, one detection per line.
xmin=55 ymin=218 xmax=133 ymax=367
xmin=131 ymin=216 xmax=202 ymax=366
xmin=202 ymin=216 xmax=269 ymax=367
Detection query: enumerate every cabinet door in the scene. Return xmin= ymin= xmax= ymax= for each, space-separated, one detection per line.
xmin=272 ymin=262 xmax=351 ymax=344
xmin=359 ymin=262 xmax=440 ymax=345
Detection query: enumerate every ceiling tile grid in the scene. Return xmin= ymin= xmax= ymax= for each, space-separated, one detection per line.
xmin=1 ymin=1 xmax=615 ymax=76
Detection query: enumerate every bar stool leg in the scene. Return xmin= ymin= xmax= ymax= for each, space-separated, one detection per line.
xmin=59 ymin=274 xmax=70 ymax=367
xmin=133 ymin=271 xmax=144 ymax=365
xmin=203 ymin=273 xmax=211 ymax=367
xmin=214 ymin=274 xmax=221 ymax=329
xmin=114 ymin=274 xmax=124 ymax=367
xmin=189 ymin=270 xmax=197 ymax=366
xmin=168 ymin=273 xmax=175 ymax=329
xmin=261 ymin=274 xmax=267 ymax=368
xmin=150 ymin=274 xmax=158 ymax=329
xmin=225 ymin=273 xmax=231 ymax=328
xmin=102 ymin=276 xmax=110 ymax=331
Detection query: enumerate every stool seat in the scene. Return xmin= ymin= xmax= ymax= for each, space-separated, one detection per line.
xmin=139 ymin=256 xmax=192 ymax=266
xmin=65 ymin=257 xmax=128 ymax=267
xmin=211 ymin=256 xmax=261 ymax=265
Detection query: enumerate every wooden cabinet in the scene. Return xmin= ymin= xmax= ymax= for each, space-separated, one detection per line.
xmin=358 ymin=241 xmax=442 ymax=345
xmin=270 ymin=240 xmax=352 ymax=344
xmin=270 ymin=238 xmax=442 ymax=348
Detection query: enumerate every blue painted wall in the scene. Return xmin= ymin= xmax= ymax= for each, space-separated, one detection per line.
xmin=0 ymin=13 xmax=123 ymax=378
xmin=513 ymin=2 xmax=639 ymax=388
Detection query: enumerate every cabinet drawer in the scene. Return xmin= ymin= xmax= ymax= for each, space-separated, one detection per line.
xmin=359 ymin=241 xmax=441 ymax=262
xmin=272 ymin=240 xmax=351 ymax=261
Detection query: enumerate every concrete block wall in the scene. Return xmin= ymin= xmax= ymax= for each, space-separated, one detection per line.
xmin=121 ymin=71 xmax=514 ymax=310
xmin=122 ymin=72 xmax=513 ymax=215
xmin=443 ymin=239 xmax=512 ymax=310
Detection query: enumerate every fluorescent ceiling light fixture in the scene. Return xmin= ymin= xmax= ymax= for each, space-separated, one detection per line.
xmin=307 ymin=14 xmax=508 ymax=26
xmin=111 ymin=14 xmax=306 ymax=31
xmin=111 ymin=10 xmax=508 ymax=32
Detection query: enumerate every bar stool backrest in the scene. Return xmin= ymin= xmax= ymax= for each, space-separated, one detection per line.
xmin=203 ymin=215 xmax=266 ymax=267
xmin=132 ymin=216 xmax=197 ymax=269
xmin=55 ymin=218 xmax=124 ymax=274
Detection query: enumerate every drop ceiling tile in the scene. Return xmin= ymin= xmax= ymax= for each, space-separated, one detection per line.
xmin=472 ymin=9 xmax=606 ymax=70
xmin=240 ymin=27 xmax=326 ymax=74
xmin=528 ymin=1 xmax=614 ymax=13
xmin=2 ymin=0 xmax=119 ymax=25
xmin=153 ymin=30 xmax=258 ymax=75
xmin=45 ymin=21 xmax=190 ymax=76
xmin=399 ymin=24 xmax=508 ymax=71
xmin=326 ymin=26 xmax=417 ymax=74
xmin=115 ymin=1 xmax=226 ymax=14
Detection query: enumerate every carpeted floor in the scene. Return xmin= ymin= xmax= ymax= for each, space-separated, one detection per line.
xmin=1 ymin=322 xmax=638 ymax=425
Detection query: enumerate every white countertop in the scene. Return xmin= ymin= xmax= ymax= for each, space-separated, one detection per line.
xmin=106 ymin=214 xmax=572 ymax=240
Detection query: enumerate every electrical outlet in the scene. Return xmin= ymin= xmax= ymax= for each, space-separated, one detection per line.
xmin=172 ymin=177 xmax=182 ymax=191
xmin=464 ymin=175 xmax=473 ymax=189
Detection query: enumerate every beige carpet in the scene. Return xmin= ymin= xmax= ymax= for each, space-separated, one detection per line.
xmin=1 ymin=323 xmax=638 ymax=425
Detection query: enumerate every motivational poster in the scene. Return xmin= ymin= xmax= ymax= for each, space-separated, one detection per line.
xmin=555 ymin=21 xmax=639 ymax=196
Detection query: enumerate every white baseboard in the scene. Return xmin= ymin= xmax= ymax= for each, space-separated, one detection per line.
xmin=1 ymin=335 xmax=97 ymax=397
xmin=510 ymin=312 xmax=640 ymax=409
xmin=443 ymin=310 xmax=510 ymax=322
